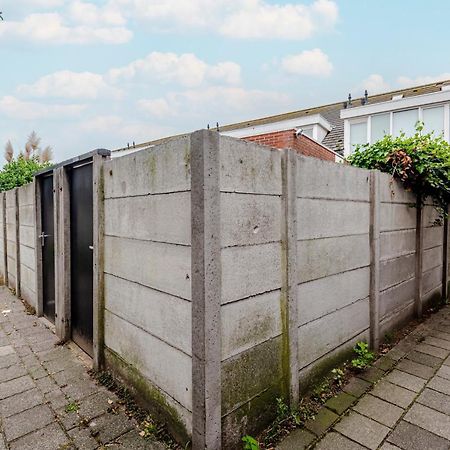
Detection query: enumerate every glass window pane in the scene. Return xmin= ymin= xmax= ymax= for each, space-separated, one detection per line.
xmin=422 ymin=106 xmax=444 ymax=135
xmin=371 ymin=113 xmax=390 ymax=142
xmin=393 ymin=109 xmax=418 ymax=136
xmin=350 ymin=121 xmax=367 ymax=149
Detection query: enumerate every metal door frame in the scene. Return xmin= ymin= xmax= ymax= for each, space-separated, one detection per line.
xmin=35 ymin=149 xmax=110 ymax=366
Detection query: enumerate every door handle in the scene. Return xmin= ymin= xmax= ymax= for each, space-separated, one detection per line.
xmin=39 ymin=232 xmax=50 ymax=247
xmin=89 ymin=245 xmax=94 ymax=251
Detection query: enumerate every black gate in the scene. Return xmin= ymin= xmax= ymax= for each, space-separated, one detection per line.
xmin=69 ymin=162 xmax=94 ymax=356
xmin=41 ymin=174 xmax=55 ymax=323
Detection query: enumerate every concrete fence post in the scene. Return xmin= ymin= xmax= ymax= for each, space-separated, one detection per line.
xmin=415 ymin=200 xmax=424 ymax=318
xmin=191 ymin=130 xmax=222 ymax=450
xmin=281 ymin=148 xmax=299 ymax=406
xmin=2 ymin=193 xmax=7 ymax=287
xmin=93 ymin=153 xmax=108 ymax=371
xmin=442 ymin=209 xmax=449 ymax=304
xmin=54 ymin=167 xmax=71 ymax=341
xmin=369 ymin=171 xmax=380 ymax=350
xmin=14 ymin=188 xmax=21 ymax=298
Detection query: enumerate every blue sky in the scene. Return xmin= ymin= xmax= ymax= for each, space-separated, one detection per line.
xmin=0 ymin=0 xmax=449 ymax=160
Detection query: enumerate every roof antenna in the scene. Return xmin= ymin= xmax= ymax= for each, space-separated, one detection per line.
xmin=216 ymin=122 xmax=219 ymax=131
xmin=207 ymin=124 xmax=210 ymax=130
xmin=365 ymin=89 xmax=368 ymax=103
xmin=348 ymin=93 xmax=352 ymax=106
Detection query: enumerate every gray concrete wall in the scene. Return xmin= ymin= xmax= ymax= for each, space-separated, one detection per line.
xmin=5 ymin=189 xmax=17 ymax=291
xmin=18 ymin=183 xmax=36 ymax=308
xmin=378 ymin=173 xmax=418 ymax=336
xmin=422 ymin=201 xmax=443 ymax=305
xmin=296 ymin=156 xmax=371 ymax=383
xmin=218 ymin=137 xmax=284 ymax=445
xmin=102 ymin=135 xmax=192 ymax=440
xmin=0 ymin=193 xmax=6 ymax=285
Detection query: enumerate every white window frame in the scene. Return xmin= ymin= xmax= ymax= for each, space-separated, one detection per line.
xmin=344 ymin=102 xmax=450 ymax=155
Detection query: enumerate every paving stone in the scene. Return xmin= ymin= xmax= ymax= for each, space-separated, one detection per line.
xmin=427 ymin=375 xmax=450 ymax=396
xmin=0 ymin=363 xmax=27 ymax=382
xmin=374 ymin=356 xmax=396 ymax=371
xmin=379 ymin=443 xmax=402 ymax=450
xmin=334 ymin=411 xmax=390 ymax=449
xmin=324 ymin=392 xmax=356 ymax=415
xmin=314 ymin=432 xmax=366 ymax=450
xmin=45 ymin=389 xmax=68 ymax=409
xmin=0 ymin=345 xmax=15 ymax=356
xmin=52 ymin=366 xmax=90 ymax=385
xmin=436 ymin=364 xmax=450 ymax=380
xmin=416 ymin=343 xmax=449 ymax=359
xmin=357 ymin=367 xmax=385 ymax=384
xmin=417 ymin=387 xmax=450 ymax=415
xmin=276 ymin=428 xmax=316 ymax=450
xmin=384 ymin=369 xmax=427 ymax=392
xmin=36 ymin=375 xmax=59 ymax=394
xmin=68 ymin=427 xmax=99 ymax=450
xmin=113 ymin=430 xmax=167 ymax=450
xmin=12 ymin=345 xmax=31 ymax=358
xmin=404 ymin=403 xmax=450 ymax=440
xmin=21 ymin=353 xmax=41 ymax=369
xmin=0 ymin=375 xmax=34 ymax=399
xmin=407 ymin=350 xmax=442 ymax=368
xmin=9 ymin=423 xmax=70 ymax=450
xmin=370 ymin=380 xmax=416 ymax=408
xmin=353 ymin=394 xmax=403 ymax=427
xmin=425 ymin=336 xmax=450 ymax=350
xmin=3 ymin=404 xmax=55 ymax=441
xmin=342 ymin=377 xmax=371 ymax=398
xmin=0 ymin=353 xmax=19 ymax=369
xmin=77 ymin=390 xmax=117 ymax=421
xmin=43 ymin=356 xmax=80 ymax=373
xmin=0 ymin=388 xmax=44 ymax=417
xmin=56 ymin=406 xmax=81 ymax=430
xmin=62 ymin=379 xmax=100 ymax=401
xmin=88 ymin=411 xmax=134 ymax=444
xmin=429 ymin=330 xmax=450 ymax=342
xmin=396 ymin=358 xmax=436 ymax=379
xmin=304 ymin=408 xmax=338 ymax=436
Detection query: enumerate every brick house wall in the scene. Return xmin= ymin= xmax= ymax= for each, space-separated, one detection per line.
xmin=242 ymin=129 xmax=337 ymax=161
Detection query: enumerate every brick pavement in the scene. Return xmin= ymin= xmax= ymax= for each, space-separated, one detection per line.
xmin=278 ymin=305 xmax=450 ymax=450
xmin=0 ymin=287 xmax=165 ymax=449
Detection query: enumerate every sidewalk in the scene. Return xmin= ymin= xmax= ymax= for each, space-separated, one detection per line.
xmin=0 ymin=286 xmax=165 ymax=450
xmin=279 ymin=305 xmax=450 ymax=450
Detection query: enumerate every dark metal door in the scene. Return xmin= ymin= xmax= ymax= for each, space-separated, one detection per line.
xmin=41 ymin=175 xmax=55 ymax=323
xmin=70 ymin=162 xmax=94 ymax=356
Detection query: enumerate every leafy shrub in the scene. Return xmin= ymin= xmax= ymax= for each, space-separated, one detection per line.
xmin=351 ymin=342 xmax=375 ymax=370
xmin=242 ymin=435 xmax=260 ymax=450
xmin=347 ymin=123 xmax=450 ymax=220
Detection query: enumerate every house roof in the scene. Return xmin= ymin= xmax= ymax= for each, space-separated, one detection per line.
xmin=219 ymin=79 xmax=450 ymax=154
xmin=112 ymin=80 xmax=450 ymax=155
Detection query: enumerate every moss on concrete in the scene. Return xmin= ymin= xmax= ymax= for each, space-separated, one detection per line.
xmin=103 ymin=347 xmax=190 ymax=445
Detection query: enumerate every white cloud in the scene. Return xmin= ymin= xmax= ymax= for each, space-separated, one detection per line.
xmin=79 ymin=115 xmax=173 ymax=143
xmin=112 ymin=0 xmax=338 ymax=39
xmin=68 ymin=1 xmax=126 ymax=26
xmin=281 ymin=49 xmax=333 ymax=77
xmin=17 ymin=70 xmax=122 ymax=99
xmin=0 ymin=11 xmax=132 ymax=44
xmin=220 ymin=0 xmax=338 ymax=39
xmin=0 ymin=96 xmax=86 ymax=120
xmin=397 ymin=73 xmax=450 ymax=88
xmin=353 ymin=74 xmax=391 ymax=96
xmin=108 ymin=52 xmax=241 ymax=87
xmin=139 ymin=86 xmax=291 ymax=122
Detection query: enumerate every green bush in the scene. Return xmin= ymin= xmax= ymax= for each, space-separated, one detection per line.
xmin=351 ymin=342 xmax=375 ymax=370
xmin=0 ymin=155 xmax=51 ymax=192
xmin=347 ymin=123 xmax=450 ymax=220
